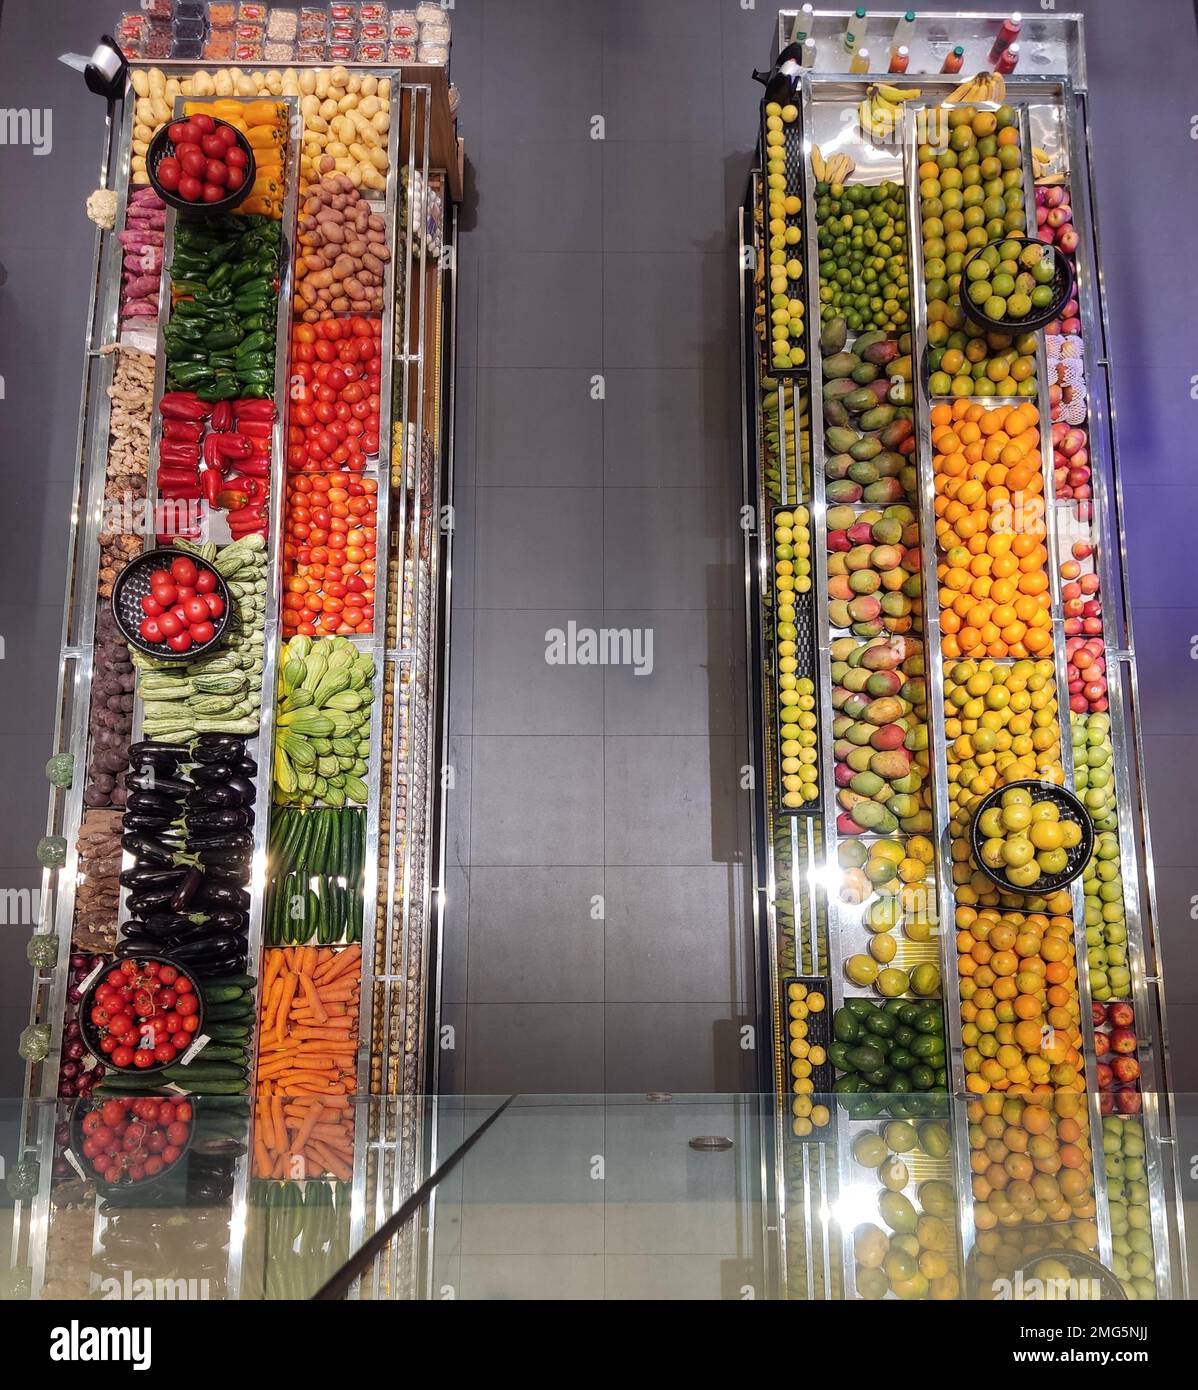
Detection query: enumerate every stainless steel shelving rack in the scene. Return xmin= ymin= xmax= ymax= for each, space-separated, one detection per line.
xmin=10 ymin=62 xmax=460 ymax=1305
xmin=741 ymin=10 xmax=1187 ymax=1300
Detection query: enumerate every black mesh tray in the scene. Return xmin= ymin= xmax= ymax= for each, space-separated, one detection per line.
xmin=781 ymin=975 xmax=834 ymax=1143
xmin=769 ymin=506 xmax=820 ymax=819
xmin=758 ymin=98 xmax=808 ymax=379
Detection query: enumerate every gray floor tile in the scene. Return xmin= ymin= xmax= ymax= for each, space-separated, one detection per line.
xmin=454 ymin=237 xmax=480 ymax=371
xmin=452 ymin=366 xmax=477 ymax=489
xmin=475 ymin=369 xmax=604 ymax=487
xmin=470 ymin=734 xmax=604 ymax=866
xmin=603 ymin=251 xmax=730 ymax=370
xmin=605 ymin=734 xmax=741 ymax=866
xmin=600 ymin=54 xmax=725 ymax=143
xmin=450 ymin=482 xmax=476 ymax=611
xmin=436 ymin=1002 xmax=468 ymax=1096
xmin=464 ymin=1002 xmax=604 ymax=1094
xmin=604 ymin=1254 xmax=744 ymax=1299
xmin=475 ymin=487 xmax=603 ymax=609
xmin=471 ymin=139 xmax=602 ymax=253
xmin=602 ymin=367 xmax=735 ymax=487
xmin=441 ymin=866 xmax=471 ymax=1006
xmin=1131 ymin=606 xmax=1198 ymax=737
xmin=0 ymin=606 xmax=66 ymax=735
xmin=4 ymin=478 xmax=74 ymax=607
xmin=458 ymin=1254 xmax=605 ymax=1300
xmin=473 ymin=608 xmax=605 ymax=735
xmin=467 ymin=867 xmax=605 ymax=1003
xmin=477 ymin=252 xmax=604 ymax=370
xmin=444 ymin=734 xmax=472 ymax=874
xmin=0 ymin=734 xmax=55 ymax=872
xmin=604 ymin=1002 xmax=757 ymax=1094
xmin=1167 ymin=1004 xmax=1198 ymax=1092
xmin=1104 ymin=253 xmax=1195 ymax=370
xmin=1141 ymin=735 xmax=1198 ymax=868
xmin=448 ymin=608 xmax=474 ymax=736
xmin=1113 ymin=486 xmax=1198 ymax=610
xmin=605 ymin=865 xmax=747 ymax=1003
xmin=460 ymin=1105 xmax=605 ymax=1253
xmin=1149 ymin=865 xmax=1198 ymax=1004
xmin=604 ymin=487 xmax=736 ymax=612
xmin=602 ymin=141 xmax=727 ymax=255
xmin=431 ymin=1257 xmax=463 ymax=1302
xmin=603 ymin=608 xmax=736 ymax=735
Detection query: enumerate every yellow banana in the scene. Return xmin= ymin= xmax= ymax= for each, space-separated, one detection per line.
xmin=874 ymin=82 xmax=921 ymax=104
xmin=811 ymin=143 xmax=826 ymax=180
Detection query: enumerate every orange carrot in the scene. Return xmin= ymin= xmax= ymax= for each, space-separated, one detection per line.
xmin=298 ymin=971 xmax=328 ymax=1023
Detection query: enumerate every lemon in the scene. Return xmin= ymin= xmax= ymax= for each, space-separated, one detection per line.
xmin=876 ymin=967 xmax=910 ymax=997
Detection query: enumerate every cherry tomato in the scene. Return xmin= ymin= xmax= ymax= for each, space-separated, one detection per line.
xmin=110 ymin=1045 xmax=133 ymax=1068
xmin=167 ymin=631 xmax=193 ymax=653
xmin=156 ymin=158 xmax=181 ymax=191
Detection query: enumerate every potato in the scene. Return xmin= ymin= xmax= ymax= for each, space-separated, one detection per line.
xmin=180 ymin=78 xmax=195 ymax=96
xmin=150 ymin=96 xmax=172 ymax=124
xmin=371 ymin=111 xmax=390 ymax=136
xmin=148 ymin=67 xmax=165 ymax=95
xmin=330 ymin=66 xmax=350 ymax=88
xmin=193 ymin=70 xmax=214 ymax=96
xmin=215 ymin=69 xmax=233 ymax=96
xmin=265 ymin=71 xmax=283 ymax=95
xmin=236 ymin=75 xmax=256 ymax=95
xmin=164 ymin=77 xmax=181 ymax=100
xmin=378 ymin=78 xmax=391 ymax=100
xmin=130 ymin=69 xmax=149 ymax=97
xmin=347 ymin=74 xmax=361 ymax=95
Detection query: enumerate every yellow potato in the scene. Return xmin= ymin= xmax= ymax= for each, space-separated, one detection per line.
xmin=130 ymin=68 xmax=149 ymax=97
xmin=299 ymin=70 xmax=316 ymax=95
xmin=361 ymin=76 xmax=377 ymax=97
xmin=214 ymin=69 xmax=233 ymax=96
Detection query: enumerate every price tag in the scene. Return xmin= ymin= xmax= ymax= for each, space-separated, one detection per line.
xmin=77 ymin=960 xmax=106 ymax=995
xmin=63 ymin=1148 xmax=88 ymax=1181
xmin=81 ymin=1053 xmax=98 ymax=1070
xmin=164 ymin=1082 xmax=191 ymax=1096
xmin=179 ymin=1034 xmax=210 ymax=1066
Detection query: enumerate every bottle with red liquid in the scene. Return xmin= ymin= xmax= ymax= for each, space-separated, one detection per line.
xmin=995 ymin=41 xmax=1021 ymax=75
xmin=990 ymin=12 xmax=1022 ymax=63
xmin=941 ymin=45 xmax=964 ymax=75
xmin=889 ymin=45 xmax=910 ymax=74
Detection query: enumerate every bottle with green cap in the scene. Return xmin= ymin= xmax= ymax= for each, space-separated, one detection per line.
xmin=890 ymin=10 xmax=916 ymax=57
xmin=843 ymin=7 xmax=868 ymax=54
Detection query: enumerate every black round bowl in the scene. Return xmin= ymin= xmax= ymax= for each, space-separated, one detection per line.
xmin=969 ymin=778 xmax=1094 ymax=897
xmin=959 ymin=235 xmax=1075 ymax=335
xmin=147 ymin=117 xmax=256 ymax=217
xmin=77 ymin=954 xmax=206 ymax=1076
xmin=111 ymin=547 xmax=232 ymax=662
xmin=969 ymin=1245 xmax=1126 ymax=1301
xmin=69 ymin=1095 xmax=194 ymax=1195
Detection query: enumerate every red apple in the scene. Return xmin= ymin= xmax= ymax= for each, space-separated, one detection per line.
xmin=1112 ymin=1055 xmax=1141 ymax=1085
xmin=1110 ymin=1026 xmax=1138 ymax=1055
xmin=1097 ymin=1061 xmax=1113 ymax=1090
xmin=1099 ymin=1091 xmax=1115 ymax=1115
xmin=1072 ymin=541 xmax=1093 ymax=560
xmin=1058 ymin=227 xmax=1080 ymax=255
xmin=1093 ymin=1031 xmax=1110 ymax=1057
xmin=1091 ymin=1002 xmax=1106 ymax=1027
xmin=1108 ymin=1001 xmax=1134 ymax=1028
xmin=1116 ymin=1089 xmax=1142 ymax=1115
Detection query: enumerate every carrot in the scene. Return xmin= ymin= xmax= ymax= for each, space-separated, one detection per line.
xmin=291 ymin=1100 xmax=324 ymax=1153
xmin=308 ymin=1141 xmax=352 ymax=1181
xmin=253 ymin=1136 xmax=271 ymax=1177
xmin=298 ymin=971 xmax=328 ymax=1023
xmin=315 ymin=944 xmax=360 ymax=984
xmin=263 ymin=949 xmax=285 ymax=993
xmin=275 ymin=971 xmax=299 ymax=1042
xmin=261 ymin=974 xmax=285 ymax=1036
xmin=271 ymin=1094 xmax=285 ymax=1150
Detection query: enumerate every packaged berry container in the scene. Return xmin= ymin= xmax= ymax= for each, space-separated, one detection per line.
xmin=357 ymin=40 xmax=387 ymax=61
xmin=116 ymin=12 xmax=147 ymax=43
xmin=236 ymin=20 xmax=264 ymax=40
xmin=387 ymin=41 xmax=416 ymax=62
xmin=140 ymin=0 xmax=173 ymax=18
xmin=171 ymin=36 xmax=205 ymax=57
xmin=140 ymin=23 xmax=174 ymax=57
xmin=330 ymin=21 xmax=358 ymax=41
xmin=326 ymin=42 xmax=355 ymax=60
xmin=328 ymin=2 xmax=360 ymax=20
xmin=172 ymin=14 xmax=206 ymax=38
xmin=391 ymin=9 xmax=418 ymax=39
xmin=360 ymin=2 xmax=388 ymax=21
xmin=175 ymin=0 xmax=207 ymax=19
xmin=234 ymin=40 xmax=263 ymax=60
xmin=237 ymin=1 xmax=267 ymax=20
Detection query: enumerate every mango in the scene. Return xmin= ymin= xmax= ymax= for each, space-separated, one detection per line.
xmin=823 ymin=351 xmax=861 ymax=379
xmin=827 ymin=479 xmax=864 ymax=504
xmin=850 ymin=437 xmax=883 ymax=462
xmin=826 ymin=425 xmax=860 ymax=453
xmin=861 ymin=404 xmax=897 ymax=431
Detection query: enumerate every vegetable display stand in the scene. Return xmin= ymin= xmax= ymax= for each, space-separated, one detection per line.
xmin=12 ymin=53 xmax=463 ymax=1306
xmin=738 ymin=11 xmax=1188 ymax=1301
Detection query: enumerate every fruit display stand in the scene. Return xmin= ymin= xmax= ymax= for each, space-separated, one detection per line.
xmin=741 ymin=11 xmax=1187 ymax=1301
xmin=9 ymin=51 xmax=461 ymax=1303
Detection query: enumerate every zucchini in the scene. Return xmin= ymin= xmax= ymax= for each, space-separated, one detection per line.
xmin=204 ymin=982 xmax=248 ymax=1005
xmin=161 ymin=1059 xmax=247 ymax=1082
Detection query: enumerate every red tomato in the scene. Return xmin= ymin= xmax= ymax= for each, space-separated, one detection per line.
xmin=201 ymin=134 xmax=225 ymax=159
xmin=205 ymin=159 xmax=228 ymax=187
xmin=158 ymin=965 xmax=178 ymax=985
xmin=182 ymin=596 xmax=209 ymax=624
xmin=167 ymin=631 xmax=193 ymax=653
xmin=101 ymin=1100 xmax=126 ymax=1128
xmin=151 ymin=582 xmax=176 ymax=607
xmin=170 ymin=557 xmax=198 ymax=587
xmin=178 ymin=175 xmax=203 ymax=202
xmin=111 ymin=1046 xmax=134 ymax=1068
xmin=180 ymin=148 xmax=207 ymax=179
xmin=140 ymin=595 xmax=162 ymax=618
xmin=154 ymin=1043 xmax=177 ymax=1065
xmin=202 ymin=183 xmax=226 ymax=203
xmin=166 ymin=121 xmax=191 ymax=145
xmin=217 ymin=124 xmax=239 ymax=150
xmin=140 ymin=618 xmax=162 ymax=643
xmin=144 ymin=1155 xmax=165 ymax=1176
xmin=224 ymin=163 xmax=246 ymax=191
xmin=156 ymin=158 xmax=181 ymax=191
xmin=190 ymin=620 xmax=215 ymax=644
xmin=195 ymin=568 xmax=217 ymax=593
xmin=133 ymin=1048 xmax=156 ymax=1069
xmin=157 ymin=611 xmax=182 ymax=639
xmin=166 ymin=1122 xmax=189 ymax=1146
xmin=191 ymin=113 xmax=215 ymax=135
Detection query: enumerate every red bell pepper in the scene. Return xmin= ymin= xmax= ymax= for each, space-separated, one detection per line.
xmin=157 ymin=464 xmax=201 ymax=485
xmin=210 ymin=400 xmax=234 ymax=433
xmin=233 ymin=399 xmax=276 ymax=421
xmin=202 ymin=435 xmax=226 ymax=474
xmin=214 ymin=433 xmax=253 ymax=460
xmin=159 ymin=392 xmax=209 ymax=421
xmin=201 ymin=467 xmax=223 ymax=508
xmin=161 ymin=419 xmax=204 ymax=442
xmin=236 ymin=419 xmax=273 ymax=440
xmin=231 ymin=455 xmax=271 ymax=478
xmin=159 ymin=444 xmax=200 ymax=468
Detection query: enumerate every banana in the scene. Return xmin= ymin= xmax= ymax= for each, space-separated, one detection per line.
xmin=991 ymin=72 xmax=1007 ymax=101
xmin=1032 ymin=145 xmax=1052 ymax=165
xmin=811 ymin=143 xmax=826 ymax=180
xmin=946 ymin=76 xmax=976 ymax=103
xmin=873 ymin=82 xmax=921 ymax=104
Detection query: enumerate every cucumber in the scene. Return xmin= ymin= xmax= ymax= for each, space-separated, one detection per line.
xmin=183 ymin=1043 xmax=247 ymax=1065
xmin=205 ymin=1000 xmax=256 ymax=1023
xmin=204 ymin=983 xmax=248 ymax=1005
xmin=164 ymin=1077 xmax=247 ymax=1095
xmin=161 ymin=1059 xmax=247 ymax=1083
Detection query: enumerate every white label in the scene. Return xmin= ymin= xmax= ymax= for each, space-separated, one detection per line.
xmin=63 ymin=1148 xmax=88 ymax=1181
xmin=165 ymin=1082 xmax=190 ymax=1096
xmin=77 ymin=960 xmax=106 ymax=995
xmin=81 ymin=1053 xmax=98 ymax=1070
xmin=179 ymin=1034 xmax=210 ymax=1066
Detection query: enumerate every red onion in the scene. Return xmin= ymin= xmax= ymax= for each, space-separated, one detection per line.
xmin=60 ymin=1060 xmax=79 ymax=1080
xmin=64 ymin=1039 xmax=85 ymax=1061
xmin=70 ymin=954 xmax=88 ymax=972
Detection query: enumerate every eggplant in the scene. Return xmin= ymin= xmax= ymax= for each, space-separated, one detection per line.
xmin=184 ymin=831 xmax=254 ymax=852
xmin=202 ymin=908 xmax=248 ymax=934
xmin=127 ymin=773 xmax=195 ymax=797
xmin=190 ymin=763 xmax=235 ymax=786
xmin=126 ymin=789 xmax=186 ymax=816
xmin=126 ymin=886 xmax=184 ymax=915
xmin=169 ymin=865 xmax=206 ymax=912
xmin=187 ymin=785 xmax=245 ymax=809
xmin=140 ymin=918 xmax=222 ymax=945
xmin=119 ymin=864 xmax=189 ymax=891
xmin=235 ymin=758 xmax=258 ymax=777
xmin=226 ymin=776 xmax=257 ymax=806
xmin=167 ymin=933 xmax=241 ymax=963
xmin=129 ymin=740 xmax=191 ymax=762
xmin=195 ymin=848 xmax=252 ymax=872
xmin=200 ymin=864 xmax=248 ymax=885
xmin=195 ymin=733 xmax=247 ymax=751
xmin=120 ymin=834 xmax=177 ymax=864
xmin=140 ymin=912 xmax=208 ymax=937
xmin=186 ymin=808 xmax=251 ymax=831
xmin=114 ymin=933 xmax=166 ymax=956
xmin=121 ymin=813 xmax=176 ymax=835
xmin=195 ymin=882 xmax=251 ymax=911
